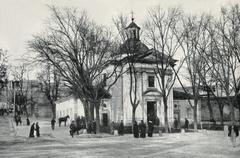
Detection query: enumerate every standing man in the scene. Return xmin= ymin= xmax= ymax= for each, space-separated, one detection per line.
xmin=51 ymin=118 xmax=56 ymax=130
xmin=29 ymin=123 xmax=35 ymax=138
xmin=88 ymin=121 xmax=92 ymax=134
xmin=174 ymin=118 xmax=178 ymax=129
xmin=110 ymin=121 xmax=115 ymax=135
xmin=139 ymin=120 xmax=146 ymax=138
xmin=228 ymin=122 xmax=239 ymax=147
xmin=70 ymin=120 xmax=76 ymax=137
xmin=185 ymin=118 xmax=189 ymax=130
xmin=92 ymin=120 xmax=96 ymax=134
xmin=26 ymin=117 xmax=30 ymax=126
xmin=118 ymin=120 xmax=124 ymax=136
xmin=133 ymin=121 xmax=139 ymax=138
xmin=35 ymin=122 xmax=40 ymax=137
xmin=148 ymin=121 xmax=154 ymax=137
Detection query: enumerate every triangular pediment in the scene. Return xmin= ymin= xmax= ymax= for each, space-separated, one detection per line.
xmin=143 ymin=88 xmax=162 ymax=96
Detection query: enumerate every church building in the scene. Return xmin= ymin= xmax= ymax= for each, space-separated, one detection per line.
xmin=56 ymin=19 xmax=175 ymax=128
xmin=102 ymin=18 xmax=175 ymax=126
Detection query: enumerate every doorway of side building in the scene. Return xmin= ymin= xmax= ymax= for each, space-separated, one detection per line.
xmin=147 ymin=101 xmax=157 ymax=125
xmin=102 ymin=113 xmax=108 ymax=127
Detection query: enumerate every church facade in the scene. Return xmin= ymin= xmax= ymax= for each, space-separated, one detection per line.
xmin=100 ymin=19 xmax=175 ymax=126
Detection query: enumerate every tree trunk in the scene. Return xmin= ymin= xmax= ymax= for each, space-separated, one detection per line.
xmin=163 ymin=97 xmax=169 ymax=133
xmin=218 ymin=104 xmax=224 ymax=126
xmin=238 ymin=102 xmax=240 ymax=123
xmin=207 ymin=91 xmax=214 ymax=121
xmin=89 ymin=102 xmax=95 ymax=121
xmin=229 ymin=98 xmax=235 ymax=123
xmin=95 ymin=102 xmax=100 ymax=133
xmin=51 ymin=103 xmax=56 ymax=118
xmin=83 ymin=101 xmax=89 ymax=123
xmin=132 ymin=107 xmax=136 ymax=133
xmin=193 ymin=98 xmax=198 ymax=132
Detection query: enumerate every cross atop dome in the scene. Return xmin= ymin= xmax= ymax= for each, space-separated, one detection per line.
xmin=125 ymin=11 xmax=140 ymax=40
xmin=131 ymin=10 xmax=134 ymax=22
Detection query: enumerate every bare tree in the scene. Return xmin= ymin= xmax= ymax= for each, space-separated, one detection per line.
xmin=201 ymin=6 xmax=240 ymax=123
xmin=29 ymin=6 xmax=123 ymax=133
xmin=144 ymin=6 xmax=183 ymax=132
xmin=10 ymin=63 xmax=31 ymax=116
xmin=113 ymin=15 xmax=141 ymax=126
xmin=37 ymin=63 xmax=61 ymax=118
xmin=175 ymin=14 xmax=211 ymax=131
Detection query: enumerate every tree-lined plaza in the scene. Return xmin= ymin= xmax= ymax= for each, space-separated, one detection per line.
xmin=0 ymin=1 xmax=240 ymax=157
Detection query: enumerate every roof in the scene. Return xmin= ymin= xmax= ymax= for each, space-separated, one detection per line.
xmin=119 ymin=39 xmax=149 ymax=55
xmin=125 ymin=22 xmax=140 ymax=29
xmin=173 ymin=88 xmax=194 ymax=100
xmin=119 ymin=45 xmax=176 ymax=66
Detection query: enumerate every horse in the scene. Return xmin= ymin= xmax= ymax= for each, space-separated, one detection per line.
xmin=58 ymin=115 xmax=70 ymax=127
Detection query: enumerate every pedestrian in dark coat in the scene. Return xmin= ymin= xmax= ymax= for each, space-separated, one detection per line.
xmin=88 ymin=121 xmax=92 ymax=134
xmin=148 ymin=121 xmax=154 ymax=137
xmin=118 ymin=120 xmax=124 ymax=136
xmin=139 ymin=120 xmax=146 ymax=138
xmin=174 ymin=118 xmax=178 ymax=129
xmin=133 ymin=121 xmax=139 ymax=138
xmin=29 ymin=123 xmax=35 ymax=138
xmin=110 ymin=121 xmax=115 ymax=135
xmin=51 ymin=118 xmax=56 ymax=130
xmin=228 ymin=122 xmax=239 ymax=147
xmin=76 ymin=116 xmax=81 ymax=130
xmin=70 ymin=121 xmax=76 ymax=137
xmin=92 ymin=121 xmax=96 ymax=134
xmin=35 ymin=122 xmax=40 ymax=137
xmin=18 ymin=115 xmax=22 ymax=125
xmin=185 ymin=118 xmax=189 ymax=130
xmin=26 ymin=118 xmax=30 ymax=126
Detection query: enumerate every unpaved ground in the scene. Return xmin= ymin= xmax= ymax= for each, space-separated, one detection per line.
xmin=0 ymin=116 xmax=240 ymax=158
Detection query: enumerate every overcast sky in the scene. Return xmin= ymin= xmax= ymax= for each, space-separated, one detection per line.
xmin=0 ymin=0 xmax=239 ymax=63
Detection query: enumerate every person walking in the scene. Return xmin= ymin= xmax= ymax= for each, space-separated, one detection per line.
xmin=185 ymin=118 xmax=189 ymax=130
xmin=29 ymin=123 xmax=35 ymax=138
xmin=148 ymin=121 xmax=154 ymax=137
xmin=92 ymin=120 xmax=96 ymax=134
xmin=70 ymin=120 xmax=76 ymax=137
xmin=35 ymin=122 xmax=40 ymax=137
xmin=133 ymin=121 xmax=139 ymax=138
xmin=228 ymin=122 xmax=239 ymax=147
xmin=139 ymin=120 xmax=146 ymax=138
xmin=76 ymin=116 xmax=81 ymax=132
xmin=88 ymin=121 xmax=92 ymax=134
xmin=118 ymin=120 xmax=124 ymax=136
xmin=110 ymin=121 xmax=115 ymax=135
xmin=18 ymin=115 xmax=22 ymax=125
xmin=51 ymin=118 xmax=56 ymax=130
xmin=26 ymin=117 xmax=30 ymax=126
xmin=174 ymin=118 xmax=178 ymax=129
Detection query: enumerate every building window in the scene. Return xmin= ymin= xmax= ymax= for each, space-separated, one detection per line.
xmin=148 ymin=76 xmax=155 ymax=87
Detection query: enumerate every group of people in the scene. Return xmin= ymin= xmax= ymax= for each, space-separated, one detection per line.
xmin=110 ymin=120 xmax=154 ymax=138
xmin=14 ymin=114 xmax=22 ymax=126
xmin=133 ymin=120 xmax=154 ymax=138
xmin=173 ymin=118 xmax=189 ymax=130
xmin=69 ymin=119 xmax=96 ymax=137
xmin=110 ymin=120 xmax=124 ymax=136
xmin=29 ymin=122 xmax=40 ymax=138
